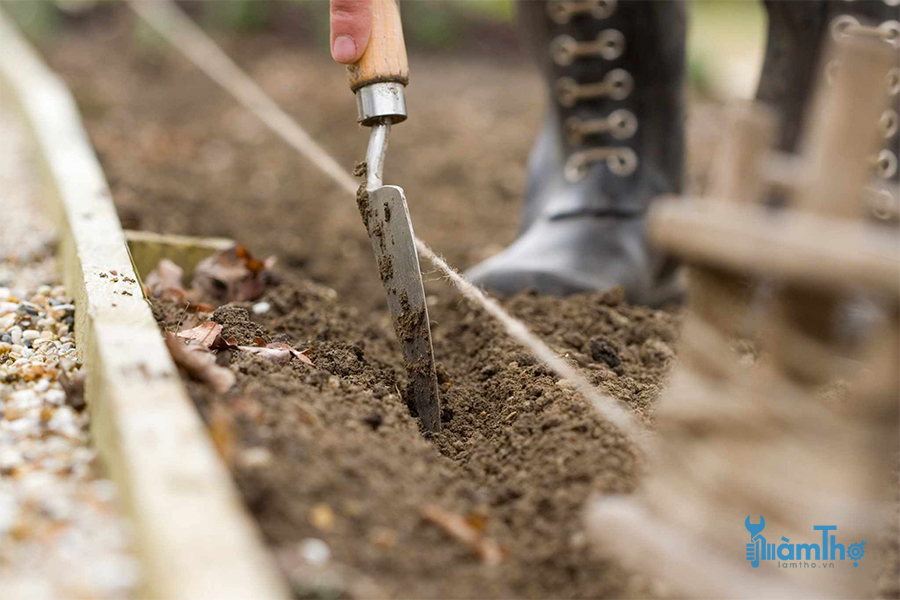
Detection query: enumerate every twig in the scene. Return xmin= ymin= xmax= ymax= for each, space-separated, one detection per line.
xmin=420 ymin=504 xmax=504 ymax=566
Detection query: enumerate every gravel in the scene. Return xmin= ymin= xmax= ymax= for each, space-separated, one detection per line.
xmin=1 ymin=98 xmax=137 ymax=598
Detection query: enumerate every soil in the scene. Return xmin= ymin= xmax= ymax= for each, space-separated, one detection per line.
xmin=153 ymin=277 xmax=677 ymax=599
xmin=33 ymin=7 xmax=725 ymax=599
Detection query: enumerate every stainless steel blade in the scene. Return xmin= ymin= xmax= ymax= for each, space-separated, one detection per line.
xmin=361 ymin=184 xmax=441 ymax=432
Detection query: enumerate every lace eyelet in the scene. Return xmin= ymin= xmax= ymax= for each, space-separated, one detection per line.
xmin=879 ymin=20 xmax=900 ymax=48
xmin=831 ymin=15 xmax=859 ymax=42
xmin=874 ymin=149 xmax=898 ymax=178
xmin=879 ymin=109 xmax=899 ymax=139
xmin=868 ymin=187 xmax=898 ymax=221
xmin=606 ymin=69 xmax=634 ymax=101
xmin=887 ymin=68 xmax=900 ymax=96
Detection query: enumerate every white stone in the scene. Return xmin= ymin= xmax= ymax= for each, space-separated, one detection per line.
xmin=22 ymin=330 xmax=39 ymax=341
xmin=44 ymin=390 xmax=65 ymax=406
xmin=299 ymin=538 xmax=331 ymax=565
xmin=251 ymin=301 xmax=271 ymax=315
xmin=0 ymin=447 xmax=23 ymax=471
xmin=10 ymin=389 xmax=38 ymax=409
xmin=238 ymin=446 xmax=272 ymax=468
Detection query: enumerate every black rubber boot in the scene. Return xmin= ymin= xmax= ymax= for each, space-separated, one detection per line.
xmin=466 ymin=0 xmax=687 ymax=306
xmin=757 ymin=0 xmax=899 ymax=218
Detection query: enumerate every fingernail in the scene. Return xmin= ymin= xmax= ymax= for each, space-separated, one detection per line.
xmin=332 ymin=35 xmax=357 ymax=63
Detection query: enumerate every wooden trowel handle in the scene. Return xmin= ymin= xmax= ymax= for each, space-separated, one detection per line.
xmin=347 ymin=0 xmax=409 ymax=92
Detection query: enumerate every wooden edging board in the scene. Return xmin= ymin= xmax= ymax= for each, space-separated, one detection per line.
xmin=125 ymin=229 xmax=236 ymax=280
xmin=0 ymin=12 xmax=290 ymax=600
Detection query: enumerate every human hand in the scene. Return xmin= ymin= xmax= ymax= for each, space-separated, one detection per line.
xmin=330 ymin=0 xmax=373 ymax=64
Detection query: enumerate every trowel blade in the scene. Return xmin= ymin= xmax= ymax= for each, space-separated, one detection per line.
xmin=362 ymin=185 xmax=441 ymax=432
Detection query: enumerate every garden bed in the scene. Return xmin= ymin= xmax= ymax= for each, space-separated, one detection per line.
xmin=42 ymin=12 xmax=687 ymax=598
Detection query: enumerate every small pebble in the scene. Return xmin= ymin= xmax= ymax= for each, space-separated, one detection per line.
xmin=251 ymin=301 xmax=271 ymax=315
xmin=238 ymin=446 xmax=272 ymax=468
xmin=309 ymin=503 xmax=336 ymax=531
xmin=298 ymin=538 xmax=331 ymax=565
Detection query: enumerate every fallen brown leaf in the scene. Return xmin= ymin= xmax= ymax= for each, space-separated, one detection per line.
xmin=238 ymin=343 xmax=315 ymax=367
xmin=238 ymin=345 xmax=292 ymax=365
xmin=420 ymin=504 xmax=504 ymax=566
xmin=165 ymin=333 xmax=236 ymax=393
xmin=187 ymin=302 xmax=216 ymax=313
xmin=176 ymin=321 xmax=223 ymax=348
xmin=192 ymin=246 xmax=275 ymax=303
xmin=212 ymin=335 xmax=239 ymax=351
xmin=267 ymin=342 xmax=315 ymax=367
xmin=144 ymin=259 xmax=190 ymax=301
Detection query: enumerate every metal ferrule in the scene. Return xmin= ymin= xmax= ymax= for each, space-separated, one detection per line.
xmin=356 ymin=82 xmax=407 ymax=126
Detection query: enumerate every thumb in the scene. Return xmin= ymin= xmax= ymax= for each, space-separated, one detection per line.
xmin=330 ymin=0 xmax=373 ymax=64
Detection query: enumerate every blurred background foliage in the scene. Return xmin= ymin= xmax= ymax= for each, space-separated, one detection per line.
xmin=4 ymin=0 xmax=765 ymax=100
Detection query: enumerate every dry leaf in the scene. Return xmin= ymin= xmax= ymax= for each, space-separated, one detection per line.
xmin=212 ymin=335 xmax=239 ymax=351
xmin=187 ymin=302 xmax=216 ymax=314
xmin=421 ymin=504 xmax=504 ymax=566
xmin=239 ymin=343 xmax=315 ymax=367
xmin=267 ymin=342 xmax=315 ymax=367
xmin=165 ymin=333 xmax=236 ymax=393
xmin=177 ymin=321 xmax=223 ymax=348
xmin=192 ymin=246 xmax=275 ymax=303
xmin=145 ymin=259 xmax=189 ymax=301
xmin=238 ymin=345 xmax=292 ymax=365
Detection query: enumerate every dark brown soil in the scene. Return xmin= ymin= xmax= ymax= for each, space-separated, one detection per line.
xmin=37 ymin=9 xmax=700 ymax=598
xmin=154 ymin=274 xmax=677 ymax=599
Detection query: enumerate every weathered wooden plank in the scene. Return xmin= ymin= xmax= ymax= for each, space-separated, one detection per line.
xmin=125 ymin=229 xmax=235 ymax=279
xmin=0 ymin=12 xmax=289 ymax=600
xmin=648 ymin=200 xmax=900 ymax=297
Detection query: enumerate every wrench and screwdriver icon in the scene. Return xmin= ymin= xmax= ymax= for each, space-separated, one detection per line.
xmin=745 ymin=516 xmax=766 ymax=568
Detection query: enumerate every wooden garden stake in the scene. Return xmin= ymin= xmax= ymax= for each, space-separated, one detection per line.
xmin=767 ymin=35 xmax=895 ymax=386
xmin=682 ymin=102 xmax=776 ymax=376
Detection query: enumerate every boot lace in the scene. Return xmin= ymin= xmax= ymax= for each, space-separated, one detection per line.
xmin=549 ymin=0 xmax=638 ymax=181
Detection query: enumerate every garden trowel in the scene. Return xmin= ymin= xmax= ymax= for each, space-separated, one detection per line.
xmin=347 ymin=0 xmax=441 ymax=432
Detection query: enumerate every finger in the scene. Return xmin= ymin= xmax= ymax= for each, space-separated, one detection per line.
xmin=330 ymin=0 xmax=373 ymax=64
